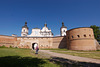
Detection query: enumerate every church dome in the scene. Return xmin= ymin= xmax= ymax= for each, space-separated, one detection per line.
xmin=22 ymin=22 xmax=29 ymax=29
xmin=42 ymin=27 xmax=49 ymax=31
xmin=41 ymin=23 xmax=49 ymax=31
xmin=61 ymin=22 xmax=67 ymax=28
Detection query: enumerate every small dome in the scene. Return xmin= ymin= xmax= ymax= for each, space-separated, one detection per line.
xmin=41 ymin=23 xmax=49 ymax=31
xmin=61 ymin=22 xmax=67 ymax=28
xmin=22 ymin=22 xmax=29 ymax=29
xmin=42 ymin=26 xmax=49 ymax=31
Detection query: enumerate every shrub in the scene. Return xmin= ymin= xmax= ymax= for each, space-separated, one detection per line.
xmin=0 ymin=45 xmax=6 ymax=48
xmin=15 ymin=46 xmax=18 ymax=48
xmin=9 ymin=46 xmax=13 ymax=48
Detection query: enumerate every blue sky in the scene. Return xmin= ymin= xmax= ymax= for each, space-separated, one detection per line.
xmin=0 ymin=0 xmax=100 ymax=36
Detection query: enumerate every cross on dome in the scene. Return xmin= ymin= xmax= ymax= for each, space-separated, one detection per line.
xmin=44 ymin=22 xmax=47 ymax=27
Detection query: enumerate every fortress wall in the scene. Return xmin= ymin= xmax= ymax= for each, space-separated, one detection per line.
xmin=52 ymin=36 xmax=67 ymax=48
xmin=0 ymin=35 xmax=66 ymax=49
xmin=39 ymin=38 xmax=53 ymax=48
xmin=17 ymin=36 xmax=67 ymax=49
xmin=66 ymin=27 xmax=96 ymax=50
xmin=0 ymin=35 xmax=67 ymax=49
xmin=17 ymin=37 xmax=53 ymax=49
xmin=0 ymin=35 xmax=17 ymax=47
xmin=1 ymin=27 xmax=97 ymax=50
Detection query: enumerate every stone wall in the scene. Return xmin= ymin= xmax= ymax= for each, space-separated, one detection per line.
xmin=0 ymin=35 xmax=17 ymax=47
xmin=17 ymin=37 xmax=53 ymax=49
xmin=17 ymin=36 xmax=67 ymax=49
xmin=52 ymin=36 xmax=67 ymax=48
xmin=0 ymin=35 xmax=67 ymax=49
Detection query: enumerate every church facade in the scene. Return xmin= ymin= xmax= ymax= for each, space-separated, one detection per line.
xmin=21 ymin=22 xmax=54 ymax=37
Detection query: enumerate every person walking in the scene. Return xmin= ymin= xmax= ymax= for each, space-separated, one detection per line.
xmin=35 ymin=46 xmax=39 ymax=54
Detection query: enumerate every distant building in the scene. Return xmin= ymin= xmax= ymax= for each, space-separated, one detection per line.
xmin=21 ymin=22 xmax=67 ymax=37
xmin=21 ymin=22 xmax=53 ymax=37
xmin=28 ymin=23 xmax=53 ymax=37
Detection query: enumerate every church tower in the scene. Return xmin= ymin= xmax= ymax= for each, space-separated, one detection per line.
xmin=60 ymin=22 xmax=67 ymax=36
xmin=21 ymin=22 xmax=29 ymax=36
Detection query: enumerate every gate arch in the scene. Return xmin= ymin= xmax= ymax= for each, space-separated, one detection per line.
xmin=32 ymin=43 xmax=38 ymax=50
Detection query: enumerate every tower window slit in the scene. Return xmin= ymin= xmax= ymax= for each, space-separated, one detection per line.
xmin=89 ymin=34 xmax=91 ymax=37
xmin=72 ymin=36 xmax=74 ymax=38
xmin=84 ymin=34 xmax=86 ymax=37
xmin=77 ymin=35 xmax=80 ymax=38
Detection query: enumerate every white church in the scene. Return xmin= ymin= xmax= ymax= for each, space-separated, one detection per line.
xmin=21 ymin=22 xmax=67 ymax=37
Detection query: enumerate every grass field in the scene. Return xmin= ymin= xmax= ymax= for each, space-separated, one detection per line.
xmin=42 ymin=48 xmax=100 ymax=59
xmin=53 ymin=49 xmax=100 ymax=59
xmin=0 ymin=48 xmax=60 ymax=67
xmin=1 ymin=47 xmax=100 ymax=67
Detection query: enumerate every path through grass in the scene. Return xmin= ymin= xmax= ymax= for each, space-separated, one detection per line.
xmin=42 ymin=48 xmax=100 ymax=59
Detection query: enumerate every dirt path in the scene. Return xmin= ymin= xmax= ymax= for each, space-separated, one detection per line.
xmin=39 ymin=50 xmax=100 ymax=64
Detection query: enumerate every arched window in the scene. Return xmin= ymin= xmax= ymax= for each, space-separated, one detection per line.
xmin=23 ymin=30 xmax=25 ymax=32
xmin=63 ymin=30 xmax=66 ymax=32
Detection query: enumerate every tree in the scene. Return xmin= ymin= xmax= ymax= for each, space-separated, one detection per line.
xmin=90 ymin=25 xmax=100 ymax=41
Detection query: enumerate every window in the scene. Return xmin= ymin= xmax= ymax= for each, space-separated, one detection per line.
xmin=84 ymin=34 xmax=86 ymax=37
xmin=63 ymin=30 xmax=66 ymax=32
xmin=24 ymin=30 xmax=25 ymax=32
xmin=72 ymin=36 xmax=74 ymax=38
xmin=89 ymin=34 xmax=91 ymax=37
xmin=77 ymin=35 xmax=80 ymax=38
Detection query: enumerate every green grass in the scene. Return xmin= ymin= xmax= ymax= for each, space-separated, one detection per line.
xmin=43 ymin=48 xmax=100 ymax=59
xmin=0 ymin=48 xmax=60 ymax=67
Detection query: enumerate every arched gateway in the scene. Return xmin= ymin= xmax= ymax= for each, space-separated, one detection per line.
xmin=32 ymin=43 xmax=38 ymax=50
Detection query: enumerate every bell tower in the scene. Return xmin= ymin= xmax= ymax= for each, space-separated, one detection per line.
xmin=60 ymin=22 xmax=67 ymax=36
xmin=21 ymin=22 xmax=29 ymax=36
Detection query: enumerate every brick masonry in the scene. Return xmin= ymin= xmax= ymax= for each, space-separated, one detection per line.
xmin=0 ymin=27 xmax=98 ymax=50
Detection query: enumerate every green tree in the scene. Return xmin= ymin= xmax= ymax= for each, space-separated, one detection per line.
xmin=90 ymin=25 xmax=100 ymax=41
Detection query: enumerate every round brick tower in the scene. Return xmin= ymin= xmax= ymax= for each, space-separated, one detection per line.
xmin=66 ymin=27 xmax=96 ymax=50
